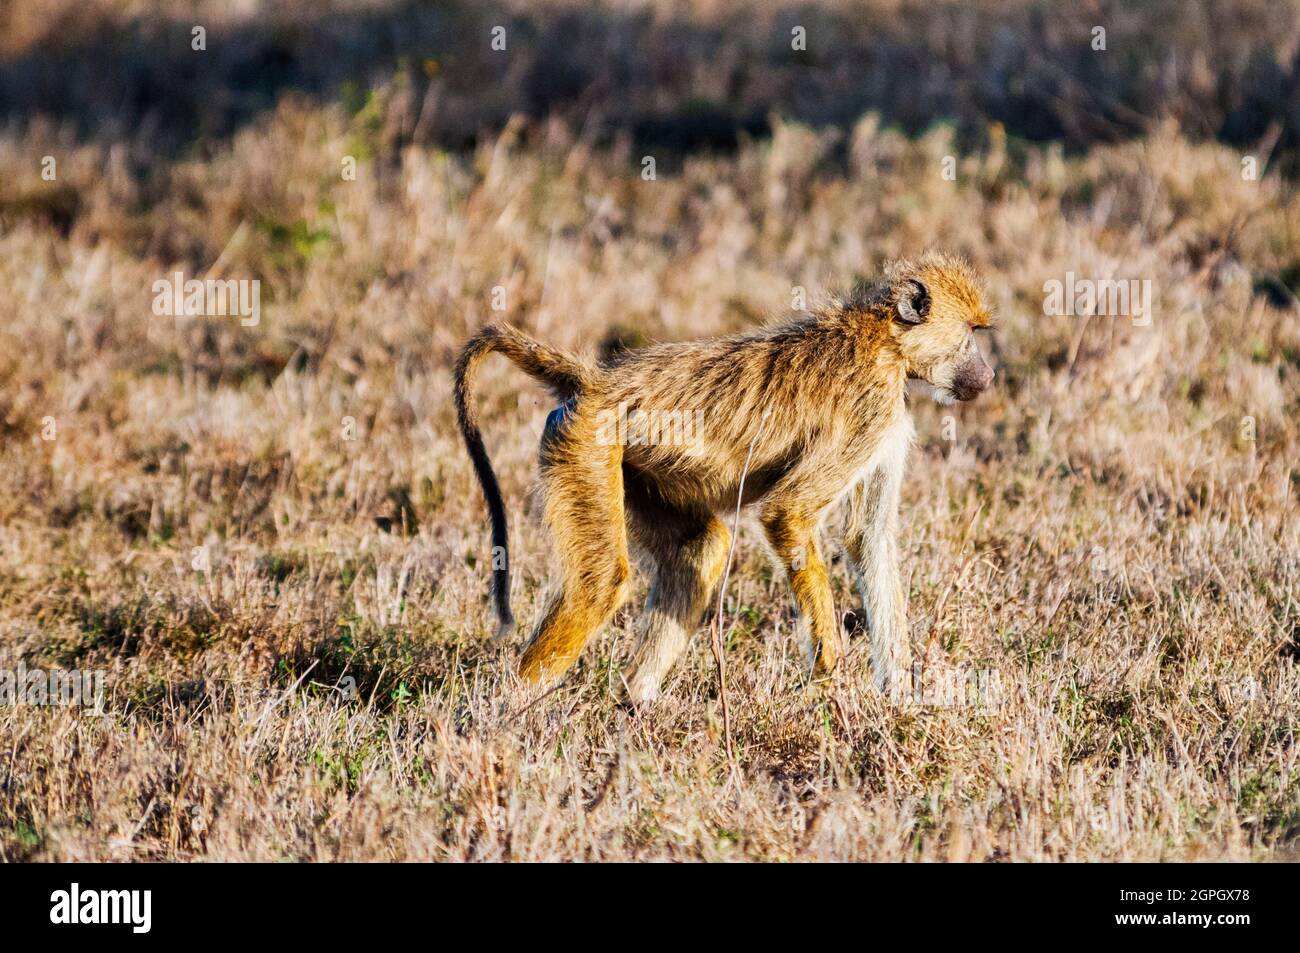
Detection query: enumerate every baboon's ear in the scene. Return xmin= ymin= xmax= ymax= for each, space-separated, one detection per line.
xmin=894 ymin=278 xmax=931 ymax=325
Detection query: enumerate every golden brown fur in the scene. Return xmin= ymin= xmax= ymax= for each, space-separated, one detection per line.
xmin=455 ymin=252 xmax=994 ymax=700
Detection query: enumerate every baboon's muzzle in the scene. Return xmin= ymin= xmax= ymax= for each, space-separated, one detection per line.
xmin=951 ymin=347 xmax=994 ymax=401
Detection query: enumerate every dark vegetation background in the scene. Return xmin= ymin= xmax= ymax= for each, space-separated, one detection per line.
xmin=4 ymin=1 xmax=1300 ymax=172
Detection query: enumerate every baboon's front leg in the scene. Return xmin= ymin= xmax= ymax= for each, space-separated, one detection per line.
xmin=760 ymin=505 xmax=841 ymax=677
xmin=843 ymin=462 xmax=912 ymax=695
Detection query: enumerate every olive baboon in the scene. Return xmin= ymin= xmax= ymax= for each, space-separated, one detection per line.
xmin=455 ymin=252 xmax=995 ymax=702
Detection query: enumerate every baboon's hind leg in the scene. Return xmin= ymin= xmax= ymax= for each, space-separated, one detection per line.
xmin=620 ymin=489 xmax=730 ymax=704
xmin=518 ymin=421 xmax=630 ymax=682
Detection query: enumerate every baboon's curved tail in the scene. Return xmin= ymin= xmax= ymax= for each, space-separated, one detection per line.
xmin=453 ymin=323 xmax=594 ymax=638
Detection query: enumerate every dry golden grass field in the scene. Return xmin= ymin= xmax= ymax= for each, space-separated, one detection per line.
xmin=1 ymin=0 xmax=1299 ymax=862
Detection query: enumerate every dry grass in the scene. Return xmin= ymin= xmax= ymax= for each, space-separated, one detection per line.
xmin=1 ymin=0 xmax=1299 ymax=861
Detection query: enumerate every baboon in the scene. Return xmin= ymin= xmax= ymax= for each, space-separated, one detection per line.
xmin=455 ymin=252 xmax=995 ymax=702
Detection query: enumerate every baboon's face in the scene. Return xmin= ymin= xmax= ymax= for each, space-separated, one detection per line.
xmin=889 ymin=260 xmax=994 ymax=404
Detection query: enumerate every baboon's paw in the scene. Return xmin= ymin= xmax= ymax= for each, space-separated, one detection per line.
xmin=612 ymin=673 xmax=662 ymax=709
xmin=807 ymin=637 xmax=842 ymax=681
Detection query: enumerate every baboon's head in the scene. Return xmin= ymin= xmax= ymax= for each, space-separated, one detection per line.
xmin=881 ymin=253 xmax=995 ymax=404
